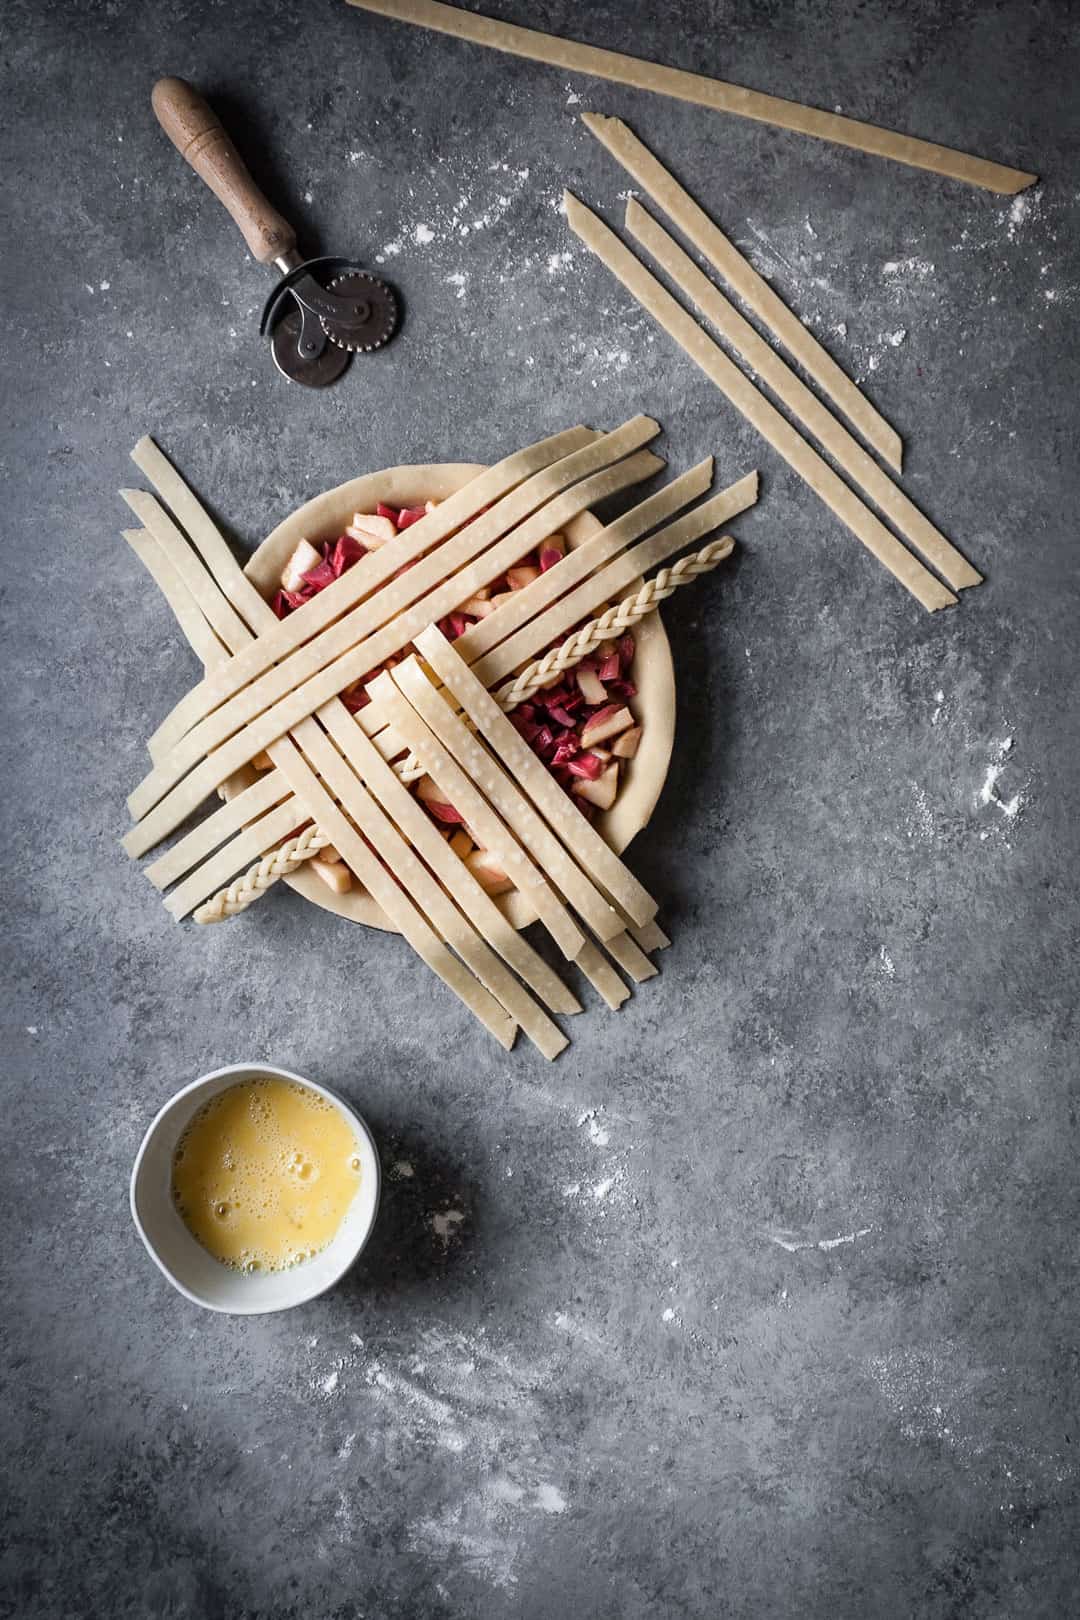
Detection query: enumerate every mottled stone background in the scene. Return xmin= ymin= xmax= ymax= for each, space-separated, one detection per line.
xmin=2 ymin=1 xmax=1078 ymax=1615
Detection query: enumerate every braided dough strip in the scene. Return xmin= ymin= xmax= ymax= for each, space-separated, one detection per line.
xmin=564 ymin=193 xmax=956 ymax=614
xmin=195 ymin=825 xmax=333 ymax=922
xmin=388 ymin=657 xmax=624 ymax=943
xmin=345 ymin=0 xmax=1036 ymax=194
xmin=126 ymin=433 xmax=663 ymax=835
xmin=584 ymin=115 xmax=903 ymax=472
xmin=474 ymin=482 xmax=755 ymax=690
xmin=626 ymin=200 xmax=981 ymax=591
xmin=150 ymin=425 xmax=597 ymax=754
xmin=122 ymin=528 xmax=227 ymax=674
xmin=414 ymin=627 xmax=658 ymax=927
xmin=165 ymin=798 xmax=310 ymax=920
xmin=372 ymin=668 xmax=586 ymax=962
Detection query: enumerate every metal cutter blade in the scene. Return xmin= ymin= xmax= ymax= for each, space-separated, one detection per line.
xmin=261 ymin=256 xmax=399 ymax=388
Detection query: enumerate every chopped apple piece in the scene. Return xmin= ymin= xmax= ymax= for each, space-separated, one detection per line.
xmin=346 ymin=512 xmax=397 ymax=548
xmin=457 ymin=594 xmax=496 ymax=618
xmin=572 ymin=761 xmax=619 ymax=810
xmin=449 ymin=828 xmax=473 ymax=860
xmin=580 ymin=704 xmax=635 ymax=748
xmin=251 ymin=749 xmax=274 ymax=771
xmin=319 ymin=844 xmax=343 ymax=864
xmin=611 ymin=725 xmax=642 ymax=759
xmin=488 ymin=591 xmax=515 ymax=611
xmin=575 ymin=664 xmax=608 ymax=706
xmin=465 ymin=848 xmax=514 ymax=896
xmin=311 ymin=856 xmax=352 ymax=894
xmin=507 ymin=564 xmax=540 ymax=590
xmin=280 ymin=537 xmax=322 ymax=592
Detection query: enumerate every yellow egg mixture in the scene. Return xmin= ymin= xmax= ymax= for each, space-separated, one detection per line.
xmin=172 ymin=1078 xmax=362 ymax=1272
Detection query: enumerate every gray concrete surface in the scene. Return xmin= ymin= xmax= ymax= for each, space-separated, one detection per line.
xmin=3 ymin=1 xmax=1078 ymax=1614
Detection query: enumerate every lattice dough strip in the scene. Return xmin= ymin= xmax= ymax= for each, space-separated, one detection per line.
xmin=129 ymin=435 xmax=663 ymax=827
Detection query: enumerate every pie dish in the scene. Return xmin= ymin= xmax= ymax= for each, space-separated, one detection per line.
xmin=229 ymin=462 xmax=676 ymax=933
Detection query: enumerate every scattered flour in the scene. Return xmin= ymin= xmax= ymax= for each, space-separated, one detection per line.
xmin=577 ymin=1108 xmax=610 ymax=1147
xmin=882 ymin=257 xmax=936 ymax=280
xmin=769 ymin=1226 xmax=873 ymax=1254
xmin=886 ymin=328 xmax=907 ymax=346
xmin=390 ymin=1159 xmax=415 ymax=1180
xmin=978 ymin=736 xmax=1028 ymax=824
xmin=432 ymin=1208 xmax=466 ymax=1247
xmin=445 ymin=271 xmax=468 ymax=300
xmin=414 ymin=222 xmax=435 ymax=245
xmin=546 ymin=250 xmax=573 ymax=276
xmin=878 ymin=946 xmax=895 ymax=979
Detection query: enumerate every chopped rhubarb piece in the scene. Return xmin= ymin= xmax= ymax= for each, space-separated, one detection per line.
xmin=376 ymin=501 xmax=399 ymax=522
xmin=612 ymin=725 xmax=642 ymax=759
xmin=507 ymin=564 xmax=540 ymax=590
xmin=270 ymin=590 xmax=291 ymax=620
xmin=397 ymin=505 xmax=427 ymax=529
xmin=301 ymin=558 xmax=336 ymax=592
xmin=567 ymin=751 xmax=604 ymax=780
xmin=538 ymin=534 xmax=566 ymax=571
xmin=329 ymin=534 xmax=366 ymax=576
xmin=598 ymin=652 xmax=621 ymax=683
xmin=281 ymin=587 xmax=313 ymax=612
xmin=280 ymin=537 xmax=322 ymax=593
xmin=346 ymin=512 xmax=397 ymax=547
xmin=425 ymin=798 xmax=465 ymax=826
xmin=340 ymin=685 xmax=370 ymax=713
xmin=575 ymin=664 xmax=608 ymax=706
xmin=580 ymin=704 xmax=635 ymax=748
xmin=607 ymin=679 xmax=638 ymax=701
xmin=551 ymin=738 xmax=581 ymax=767
xmin=546 ymin=704 xmax=577 ymax=728
xmin=516 ymin=702 xmax=538 ymax=722
xmin=619 ymin=633 xmax=636 ymax=671
xmin=510 ymin=712 xmax=542 ymax=743
xmin=465 ymin=848 xmax=514 ymax=896
xmin=447 ymin=612 xmax=470 ymax=640
xmin=540 ymin=682 xmax=572 ymax=707
xmin=533 ymin=725 xmax=555 ymax=757
xmin=573 ymin=760 xmax=619 ymax=810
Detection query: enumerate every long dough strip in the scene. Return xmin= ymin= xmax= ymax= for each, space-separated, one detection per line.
xmin=131 ymin=437 xmax=276 ymax=630
xmin=584 ymin=114 xmax=903 ymax=472
xmin=361 ymin=467 xmax=757 ymax=758
xmin=603 ymin=930 xmax=659 ymax=984
xmin=345 ymin=0 xmax=1036 ymax=195
xmin=146 ymin=773 xmax=295 ymax=891
xmin=289 ymin=716 xmax=566 ymax=1061
xmin=127 ymin=431 xmax=662 ymax=824
xmin=122 ymin=529 xmax=227 ymax=674
xmin=564 ymin=193 xmax=956 ymax=614
xmin=574 ymin=940 xmax=631 ymax=1011
xmin=123 ymin=451 xmax=662 ymax=852
xmin=318 ymin=703 xmax=580 ymax=1019
xmin=121 ymin=491 xmax=255 ymax=651
xmin=475 ymin=481 xmax=757 ymax=689
xmin=151 ymin=425 xmax=597 ymax=753
xmin=387 ymin=657 xmax=624 ymax=944
xmin=265 ymin=733 xmax=517 ymax=1050
xmin=164 ymin=799 xmax=310 ymax=920
xmin=415 ymin=626 xmax=658 ymax=927
xmin=373 ymin=668 xmax=586 ymax=963
xmin=631 ymin=919 xmax=670 ymax=954
xmin=627 ymin=200 xmax=981 ymax=591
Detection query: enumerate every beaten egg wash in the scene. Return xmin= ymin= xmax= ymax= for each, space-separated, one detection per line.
xmin=172 ymin=1078 xmax=362 ymax=1272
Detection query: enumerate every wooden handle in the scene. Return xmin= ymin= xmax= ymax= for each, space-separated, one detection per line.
xmin=151 ymin=77 xmax=296 ymax=264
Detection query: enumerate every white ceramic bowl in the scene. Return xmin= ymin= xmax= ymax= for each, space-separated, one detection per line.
xmin=130 ymin=1063 xmax=381 ymax=1315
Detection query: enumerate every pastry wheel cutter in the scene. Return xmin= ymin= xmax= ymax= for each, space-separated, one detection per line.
xmin=152 ymin=77 xmax=399 ymax=387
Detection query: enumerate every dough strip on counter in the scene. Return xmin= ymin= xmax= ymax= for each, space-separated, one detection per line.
xmin=122 ymin=528 xmax=226 ymax=676
xmin=564 ymin=192 xmax=956 ymax=613
xmin=345 ymin=0 xmax=1036 ymax=194
xmin=626 ymin=199 xmax=981 ymax=590
xmin=583 ymin=114 xmax=903 ymax=471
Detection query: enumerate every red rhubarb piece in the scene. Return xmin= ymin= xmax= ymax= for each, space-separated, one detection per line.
xmin=377 ymin=501 xmax=399 ymax=522
xmin=397 ymin=506 xmax=427 ymax=529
